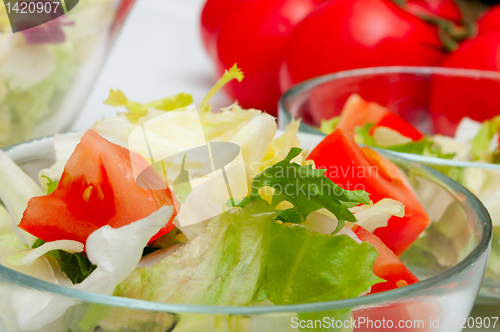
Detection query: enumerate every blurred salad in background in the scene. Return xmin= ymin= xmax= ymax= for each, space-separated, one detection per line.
xmin=0 ymin=0 xmax=132 ymax=148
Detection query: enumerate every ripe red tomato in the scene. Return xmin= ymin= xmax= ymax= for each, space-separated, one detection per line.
xmin=279 ymin=0 xmax=447 ymax=92
xmin=19 ymin=130 xmax=177 ymax=245
xmin=213 ymin=0 xmax=323 ymax=115
xmin=200 ymin=0 xmax=251 ymax=60
xmin=404 ymin=0 xmax=462 ymax=25
xmin=477 ymin=5 xmax=500 ymax=36
xmin=307 ymin=129 xmax=431 ymax=256
xmin=429 ymin=31 xmax=500 ymax=135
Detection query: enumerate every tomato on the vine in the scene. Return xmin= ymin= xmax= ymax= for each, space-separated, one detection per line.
xmin=477 ymin=4 xmax=500 ymax=36
xmin=279 ymin=0 xmax=447 ymax=92
xmin=404 ymin=0 xmax=462 ymax=24
xmin=212 ymin=0 xmax=323 ymax=115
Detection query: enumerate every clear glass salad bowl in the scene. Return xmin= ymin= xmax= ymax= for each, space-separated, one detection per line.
xmin=0 ymin=131 xmax=491 ymax=332
xmin=0 ymin=0 xmax=133 ymax=148
xmin=278 ymin=66 xmax=500 ymax=304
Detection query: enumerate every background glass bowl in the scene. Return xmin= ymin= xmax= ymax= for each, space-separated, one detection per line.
xmin=0 ymin=0 xmax=134 ymax=148
xmin=278 ymin=66 xmax=500 ymax=304
xmin=0 ymin=132 xmax=491 ymax=332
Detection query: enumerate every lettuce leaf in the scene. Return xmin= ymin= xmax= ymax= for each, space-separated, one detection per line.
xmin=116 ymin=200 xmax=381 ymax=306
xmin=353 ymin=123 xmax=454 ymax=159
xmin=1 ymin=43 xmax=76 ymax=146
xmin=103 ymin=89 xmax=193 ymax=123
xmin=471 ymin=115 xmax=500 ymax=162
xmin=31 ymin=239 xmax=94 ymax=284
xmin=253 ymin=219 xmax=381 ymax=304
xmin=239 ymin=148 xmax=371 ymax=233
xmin=319 ymin=116 xmax=340 ymax=135
xmin=115 ymin=200 xmax=274 ymax=305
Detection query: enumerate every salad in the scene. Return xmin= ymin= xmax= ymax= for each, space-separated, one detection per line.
xmin=319 ymin=93 xmax=500 ymax=278
xmin=0 ymin=0 xmax=119 ymax=148
xmin=0 ymin=67 xmax=434 ymax=331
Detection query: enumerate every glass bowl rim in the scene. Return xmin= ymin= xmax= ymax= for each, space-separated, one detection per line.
xmin=279 ymin=65 xmax=500 ymax=171
xmin=0 ymin=132 xmax=492 ymax=315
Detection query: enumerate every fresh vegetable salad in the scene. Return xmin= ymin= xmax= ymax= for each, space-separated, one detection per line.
xmin=0 ymin=67 xmax=432 ymax=331
xmin=319 ymin=93 xmax=500 ymax=278
xmin=0 ymin=0 xmax=119 ymax=148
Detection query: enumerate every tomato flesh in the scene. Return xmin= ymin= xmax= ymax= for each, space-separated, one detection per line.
xmin=353 ymin=225 xmax=419 ymax=293
xmin=307 ymin=129 xmax=430 ymax=256
xmin=336 ymin=94 xmax=423 ymax=141
xmin=19 ymin=130 xmax=176 ymax=245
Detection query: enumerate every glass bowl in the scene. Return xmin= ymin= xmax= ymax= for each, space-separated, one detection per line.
xmin=0 ymin=131 xmax=491 ymax=332
xmin=279 ymin=66 xmax=500 ymax=304
xmin=0 ymin=0 xmax=134 ymax=148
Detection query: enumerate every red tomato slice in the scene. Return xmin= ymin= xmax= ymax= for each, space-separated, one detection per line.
xmin=19 ymin=130 xmax=176 ymax=245
xmin=307 ymin=129 xmax=430 ymax=256
xmin=373 ymin=113 xmax=424 ymax=141
xmin=353 ymin=225 xmax=419 ymax=293
xmin=336 ymin=94 xmax=391 ymax=134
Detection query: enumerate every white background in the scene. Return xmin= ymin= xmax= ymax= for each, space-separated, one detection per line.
xmin=71 ymin=0 xmax=231 ymax=130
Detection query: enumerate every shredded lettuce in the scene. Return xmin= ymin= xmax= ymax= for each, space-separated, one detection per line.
xmin=199 ymin=64 xmax=244 ymax=113
xmin=0 ymin=42 xmax=76 ymax=147
xmin=471 ymin=115 xmax=500 ymax=162
xmin=238 ymin=148 xmax=371 ymax=233
xmin=0 ymin=150 xmax=44 ymax=245
xmin=103 ymin=89 xmax=193 ymax=123
xmin=319 ymin=116 xmax=339 ymax=135
xmin=30 ymin=239 xmax=93 ymax=284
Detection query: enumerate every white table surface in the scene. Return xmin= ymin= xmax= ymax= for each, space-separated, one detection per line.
xmin=70 ymin=0 xmax=231 ymax=131
xmin=69 ymin=0 xmax=500 ymax=330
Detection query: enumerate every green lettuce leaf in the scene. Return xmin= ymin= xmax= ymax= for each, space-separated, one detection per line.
xmin=104 ymin=89 xmax=193 ymax=123
xmin=239 ymin=148 xmax=371 ymax=233
xmin=115 ymin=200 xmax=274 ymax=305
xmin=471 ymin=115 xmax=500 ymax=162
xmin=1 ymin=43 xmax=76 ymax=146
xmin=386 ymin=138 xmax=455 ymax=159
xmin=115 ymin=200 xmax=381 ymax=306
xmin=319 ymin=117 xmax=340 ymax=135
xmin=172 ymin=155 xmax=192 ymax=204
xmin=253 ymin=219 xmax=382 ymax=304
xmin=354 ymin=122 xmax=376 ymax=146
xmin=41 ymin=175 xmax=58 ymax=194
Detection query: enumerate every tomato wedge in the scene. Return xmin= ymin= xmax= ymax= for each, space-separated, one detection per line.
xmin=336 ymin=94 xmax=390 ymax=134
xmin=337 ymin=94 xmax=423 ymax=141
xmin=353 ymin=225 xmax=419 ymax=293
xmin=19 ymin=130 xmax=176 ymax=245
xmin=307 ymin=129 xmax=430 ymax=256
